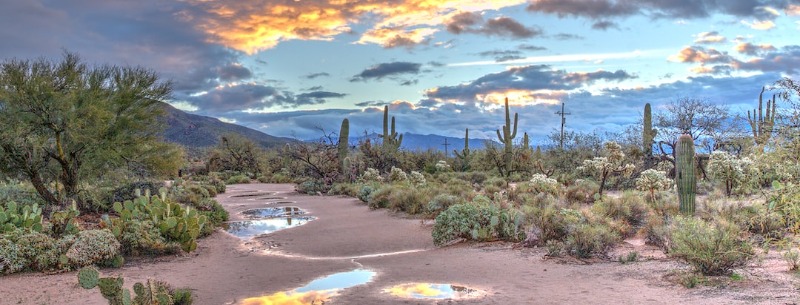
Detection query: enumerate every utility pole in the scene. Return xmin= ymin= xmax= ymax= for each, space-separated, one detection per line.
xmin=555 ymin=102 xmax=571 ymax=150
xmin=442 ymin=137 xmax=450 ymax=157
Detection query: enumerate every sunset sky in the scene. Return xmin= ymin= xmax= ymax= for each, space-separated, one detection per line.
xmin=2 ymin=0 xmax=799 ymax=142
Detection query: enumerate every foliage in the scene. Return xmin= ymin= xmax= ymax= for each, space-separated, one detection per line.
xmin=206 ymin=133 xmax=262 ymax=176
xmin=359 ymin=168 xmax=383 ymax=183
xmin=65 ymin=229 xmax=121 ymax=268
xmin=388 ymin=166 xmax=408 ymax=183
xmin=78 ymin=267 xmax=193 ymax=305
xmin=409 ymin=171 xmax=426 ymax=187
xmin=668 ymin=217 xmax=754 ymax=275
xmin=432 ymin=199 xmax=525 ymax=246
xmin=0 ymin=201 xmax=43 ymax=233
xmin=0 ymin=52 xmax=181 ymax=209
xmin=708 ymin=151 xmax=754 ymax=196
xmin=526 ymin=174 xmax=560 ymax=196
xmin=577 ymin=141 xmax=635 ymax=196
xmin=635 ymin=169 xmax=672 ymax=202
xmin=564 ymin=223 xmax=620 ymax=258
xmin=564 ymin=180 xmax=599 ymax=204
xmin=226 ymin=174 xmax=251 ymax=185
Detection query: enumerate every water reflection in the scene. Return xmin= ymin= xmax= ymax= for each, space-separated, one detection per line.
xmin=224 ymin=217 xmax=314 ymax=239
xmin=241 ymin=207 xmax=305 ymax=219
xmin=386 ymin=283 xmax=484 ymax=299
xmin=231 ymin=192 xmax=276 ymax=198
xmin=240 ymin=269 xmax=376 ymax=305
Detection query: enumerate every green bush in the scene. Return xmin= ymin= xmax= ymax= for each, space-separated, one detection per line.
xmin=357 ymin=185 xmax=376 ymax=203
xmin=367 ymin=185 xmax=396 ymax=209
xmin=0 ymin=235 xmax=25 ymax=274
xmin=226 ymin=174 xmax=250 ymax=185
xmin=432 ymin=202 xmax=525 ymax=246
xmin=386 ymin=186 xmax=432 ymax=214
xmin=523 ymin=204 xmax=583 ymax=244
xmin=668 ymin=217 xmax=754 ymax=275
xmin=565 ymin=179 xmax=599 ymax=204
xmin=328 ymin=183 xmax=360 ymax=197
xmin=65 ymin=229 xmax=121 ymax=268
xmin=426 ymin=194 xmax=464 ymax=216
xmin=564 ymin=223 xmax=620 ymax=258
xmin=295 ymin=180 xmax=328 ymax=195
xmin=590 ymin=192 xmax=649 ymax=237
xmin=110 ymin=181 xmax=164 ymax=204
xmin=115 ymin=219 xmax=180 ymax=256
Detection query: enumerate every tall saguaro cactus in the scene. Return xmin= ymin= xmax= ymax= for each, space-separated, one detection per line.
xmin=676 ymin=134 xmax=696 ymax=215
xmin=747 ymin=87 xmax=777 ymax=147
xmin=454 ymin=128 xmax=470 ymax=171
xmin=381 ymin=105 xmax=403 ymax=152
xmin=496 ymin=97 xmax=518 ymax=176
xmin=523 ymin=132 xmax=530 ymax=151
xmin=338 ymin=118 xmax=350 ymax=175
xmin=643 ymin=103 xmax=656 ymax=157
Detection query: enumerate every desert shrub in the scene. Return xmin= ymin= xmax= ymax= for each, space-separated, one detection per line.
xmin=565 ymin=179 xmax=599 ymax=204
xmin=432 ymin=201 xmax=525 ymax=246
xmin=409 ymin=171 xmax=427 ymax=186
xmin=426 ymin=194 xmax=464 ymax=216
xmin=65 ymin=229 xmax=121 ymax=268
xmin=668 ymin=217 xmax=754 ymax=275
xmin=442 ymin=178 xmax=474 ymax=200
xmin=643 ymin=214 xmax=670 ymax=249
xmin=564 ymin=223 xmax=620 ymax=258
xmin=114 ymin=220 xmax=179 ymax=256
xmin=708 ymin=151 xmax=755 ymax=196
xmin=590 ymin=192 xmax=649 ymax=234
xmin=367 ymin=185 xmax=396 ymax=209
xmin=359 ymin=168 xmax=383 ymax=182
xmin=0 ymin=235 xmax=25 ymax=274
xmin=483 ymin=177 xmax=506 ymax=189
xmin=16 ymin=231 xmax=64 ymax=271
xmin=109 ymin=181 xmax=164 ymax=204
xmin=172 ymin=288 xmax=194 ymax=305
xmin=0 ymin=182 xmax=45 ymax=207
xmin=357 ymin=185 xmax=376 ymax=203
xmin=226 ymin=174 xmax=250 ymax=184
xmin=523 ymin=204 xmax=583 ymax=244
xmin=434 ymin=160 xmax=451 ymax=172
xmin=387 ymin=186 xmax=432 ymax=214
xmin=388 ymin=167 xmax=408 ymax=183
xmin=328 ymin=183 xmax=360 ymax=197
xmin=185 ymin=184 xmax=210 ymax=200
xmin=527 ymin=174 xmax=560 ymax=196
xmin=295 ymin=179 xmax=328 ymax=195
xmin=635 ymin=169 xmax=673 ymax=202
xmin=453 ymin=171 xmax=488 ymax=185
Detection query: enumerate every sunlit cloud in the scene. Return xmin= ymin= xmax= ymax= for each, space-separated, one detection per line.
xmin=733 ymin=42 xmax=776 ymax=55
xmin=742 ymin=19 xmax=776 ymax=30
xmin=786 ymin=4 xmax=800 ymax=16
xmin=694 ymin=31 xmax=726 ymax=44
xmin=181 ymin=0 xmax=527 ymax=53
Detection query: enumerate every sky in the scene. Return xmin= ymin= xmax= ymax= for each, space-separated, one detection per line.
xmin=1 ymin=0 xmax=799 ymax=143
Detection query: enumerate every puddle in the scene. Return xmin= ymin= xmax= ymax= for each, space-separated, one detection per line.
xmin=385 ymin=283 xmax=485 ymax=300
xmin=239 ymin=269 xmax=376 ymax=305
xmin=231 ymin=192 xmax=275 ymax=198
xmin=241 ymin=207 xmax=306 ymax=219
xmin=224 ymin=217 xmax=315 ymax=239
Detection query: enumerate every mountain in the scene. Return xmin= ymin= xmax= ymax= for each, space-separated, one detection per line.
xmin=345 ymin=132 xmax=495 ymax=153
xmin=159 ymin=103 xmax=295 ymax=149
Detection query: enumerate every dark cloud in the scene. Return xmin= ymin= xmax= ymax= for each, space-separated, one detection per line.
xmin=445 ymin=12 xmax=542 ymax=38
xmin=184 ymin=84 xmax=346 ymax=112
xmin=304 ymin=72 xmax=331 ymax=79
xmin=217 ymin=63 xmax=252 ymax=81
xmin=527 ymin=0 xmax=785 ymax=20
xmin=518 ymin=44 xmax=547 ymax=51
xmin=304 ymin=86 xmax=324 ymax=91
xmin=671 ymin=44 xmax=800 ymax=75
xmin=295 ymin=91 xmax=347 ymax=104
xmin=591 ymin=20 xmax=619 ymax=30
xmin=477 ymin=50 xmax=525 ymax=62
xmin=400 ymin=79 xmax=419 ymax=86
xmin=354 ymin=100 xmax=389 ymax=107
xmin=351 ymin=62 xmax=422 ymax=82
xmin=733 ymin=45 xmax=800 ymax=73
xmin=426 ymin=65 xmax=636 ymax=101
xmin=427 ymin=61 xmax=446 ymax=67
xmin=552 ymin=33 xmax=585 ymax=40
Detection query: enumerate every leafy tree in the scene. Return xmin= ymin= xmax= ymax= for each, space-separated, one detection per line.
xmin=206 ymin=133 xmax=263 ymax=176
xmin=708 ymin=151 xmax=754 ymax=196
xmin=0 ymin=52 xmax=180 ymax=209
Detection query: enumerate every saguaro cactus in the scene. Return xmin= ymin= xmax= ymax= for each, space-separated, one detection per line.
xmin=676 ymin=134 xmax=696 ymax=215
xmin=496 ymin=97 xmax=518 ymax=176
xmin=747 ymin=87 xmax=777 ymax=147
xmin=381 ymin=105 xmax=403 ymax=152
xmin=338 ymin=118 xmax=350 ymax=175
xmin=454 ymin=128 xmax=470 ymax=171
xmin=643 ymin=103 xmax=656 ymax=157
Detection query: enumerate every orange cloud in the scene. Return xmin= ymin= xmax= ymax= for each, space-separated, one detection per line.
xmin=239 ymin=290 xmax=337 ymax=305
xmin=785 ymin=4 xmax=800 ymax=16
xmin=668 ymin=46 xmax=731 ymax=63
xmin=180 ymin=0 xmax=526 ymax=53
xmin=741 ymin=19 xmax=775 ymax=30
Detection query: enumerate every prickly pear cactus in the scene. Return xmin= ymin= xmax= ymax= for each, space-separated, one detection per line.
xmin=676 ymin=134 xmax=696 ymax=215
xmin=78 ymin=267 xmax=100 ymax=289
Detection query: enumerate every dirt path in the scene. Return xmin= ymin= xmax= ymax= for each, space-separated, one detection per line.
xmin=1 ymin=183 xmax=798 ymax=305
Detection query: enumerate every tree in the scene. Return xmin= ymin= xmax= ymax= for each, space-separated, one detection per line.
xmin=206 ymin=133 xmax=263 ymax=176
xmin=577 ymin=141 xmax=635 ymax=196
xmin=0 ymin=52 xmax=180 ymax=209
xmin=653 ymin=98 xmax=732 ymax=177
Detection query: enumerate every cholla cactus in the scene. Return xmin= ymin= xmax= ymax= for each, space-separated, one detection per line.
xmin=409 ymin=171 xmax=427 ymax=186
xmin=434 ymin=160 xmax=451 ymax=172
xmin=529 ymin=174 xmax=559 ymax=196
xmin=359 ymin=168 xmax=383 ymax=182
xmin=388 ymin=166 xmax=408 ymax=183
xmin=577 ymin=141 xmax=635 ymax=196
xmin=635 ymin=169 xmax=673 ymax=202
xmin=708 ymin=151 xmax=754 ymax=196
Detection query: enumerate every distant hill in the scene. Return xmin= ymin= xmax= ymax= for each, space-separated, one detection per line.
xmin=159 ymin=103 xmax=295 ymax=149
xmin=342 ymin=132 xmax=494 ymax=153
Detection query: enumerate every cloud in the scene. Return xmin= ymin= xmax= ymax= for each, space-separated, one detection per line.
xmin=787 ymin=4 xmax=800 ymax=16
xmin=552 ymin=33 xmax=584 ymax=40
xmin=518 ymin=44 xmax=547 ymax=51
xmin=183 ymin=83 xmax=346 ymax=112
xmin=527 ymin=0 xmax=787 ymax=20
xmin=741 ymin=19 xmax=776 ymax=30
xmin=668 ymin=46 xmax=733 ymax=64
xmin=477 ymin=50 xmax=525 ymax=62
xmin=445 ymin=12 xmax=542 ymax=38
xmin=180 ymin=0 xmax=528 ymax=52
xmin=731 ymin=45 xmax=800 ymax=73
xmin=449 ymin=49 xmax=651 ymax=67
xmin=217 ymin=63 xmax=252 ymax=81
xmin=592 ymin=20 xmax=620 ymax=30
xmin=304 ymin=72 xmax=331 ymax=79
xmin=694 ymin=31 xmax=726 ymax=44
xmin=734 ymin=42 xmax=776 ymax=55
xmin=425 ymin=65 xmax=636 ymax=103
xmin=351 ymin=62 xmax=422 ymax=81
